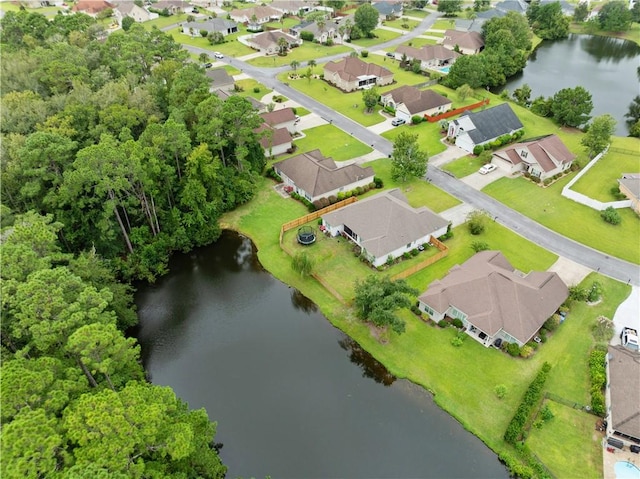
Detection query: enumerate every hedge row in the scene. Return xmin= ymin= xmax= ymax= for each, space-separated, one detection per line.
xmin=589 ymin=348 xmax=607 ymax=416
xmin=504 ymin=362 xmax=552 ymax=444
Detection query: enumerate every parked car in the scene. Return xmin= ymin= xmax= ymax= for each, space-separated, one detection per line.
xmin=203 ymin=62 xmax=213 ymax=68
xmin=386 ymin=52 xmax=395 ymax=58
xmin=391 ymin=118 xmax=405 ymax=126
xmin=213 ymin=52 xmax=224 ymax=59
xmin=192 ymin=8 xmax=199 ymax=13
xmin=478 ymin=164 xmax=497 ymax=175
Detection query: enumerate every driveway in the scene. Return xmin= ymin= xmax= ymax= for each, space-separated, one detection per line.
xmin=611 ymin=286 xmax=640 ymax=341
xmin=461 ymin=168 xmax=508 ymax=190
xmin=368 ymin=116 xmax=397 ymax=135
xmin=429 ymin=143 xmax=468 ymax=167
xmin=547 ymin=256 xmax=592 ymax=287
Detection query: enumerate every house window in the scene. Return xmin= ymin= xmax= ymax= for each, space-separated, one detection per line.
xmin=520 ymin=150 xmax=528 ymax=158
xmin=406 ymin=242 xmax=412 ymax=248
xmin=422 ymin=304 xmax=435 ymax=316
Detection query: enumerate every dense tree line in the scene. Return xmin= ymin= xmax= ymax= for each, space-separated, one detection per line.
xmin=443 ymin=12 xmax=531 ymax=89
xmin=0 ymin=10 xmax=273 ymax=477
xmin=1 ymin=10 xmax=266 ymax=281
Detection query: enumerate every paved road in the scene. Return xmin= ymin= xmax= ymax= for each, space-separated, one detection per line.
xmin=180 ymin=13 xmax=640 ymax=287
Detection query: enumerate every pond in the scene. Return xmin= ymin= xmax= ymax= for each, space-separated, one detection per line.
xmin=496 ymin=34 xmax=640 ymax=136
xmin=135 ymin=230 xmax=509 ymax=478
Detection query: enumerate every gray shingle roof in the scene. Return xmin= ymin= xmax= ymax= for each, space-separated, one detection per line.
xmin=619 ymin=174 xmax=640 ymax=201
xmin=607 ymin=345 xmax=640 ymax=441
xmin=457 ymin=103 xmax=523 ymax=144
xmin=321 ymin=189 xmax=448 ymax=259
xmin=419 ymin=251 xmax=568 ymax=344
xmin=274 ymin=149 xmax=374 ymax=198
xmin=205 ymin=69 xmax=234 ymax=88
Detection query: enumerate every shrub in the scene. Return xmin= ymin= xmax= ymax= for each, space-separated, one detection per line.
xmin=589 ymin=349 xmax=607 ymax=415
xmin=373 ymin=176 xmax=383 ymax=188
xmin=610 ymin=186 xmax=627 ymax=200
xmin=324 ymin=38 xmax=333 ymax=46
xmin=467 ymin=210 xmax=488 ymax=235
xmin=253 ymin=86 xmax=260 ymax=93
xmin=592 ymin=315 xmax=615 ymax=343
xmin=506 ymin=343 xmax=521 ymax=357
xmin=384 ymin=105 xmax=396 ymax=114
xmin=540 ymin=404 xmax=554 ymax=421
xmin=452 ymin=318 xmax=463 ymax=329
xmin=539 ymin=329 xmax=547 ymax=343
xmin=312 ymin=199 xmax=323 ymax=210
xmin=410 ymin=248 xmax=420 ymax=257
xmin=411 ymin=304 xmax=421 ymax=316
xmin=587 ymin=281 xmax=602 ymax=302
xmin=495 ymin=384 xmax=508 ymax=399
xmin=355 ymin=186 xmax=364 ymax=195
xmin=411 ymin=115 xmax=423 ymax=124
xmin=437 ymin=319 xmax=448 ymax=328
xmin=471 ymin=241 xmax=489 ymax=252
xmin=368 ymin=182 xmax=376 ymax=190
xmin=569 ymin=285 xmax=588 ymax=301
xmin=360 ymin=50 xmax=369 ymax=57
xmin=520 ymin=345 xmax=534 ymax=358
xmin=300 ymin=31 xmax=314 ymax=41
xmin=543 ymin=178 xmax=552 ymax=186
xmin=530 ymin=176 xmax=541 ymax=184
xmin=402 ymin=252 xmax=411 ymax=259
xmin=601 ymin=206 xmax=621 ymax=225
xmin=473 ymin=145 xmax=484 ymax=155
xmin=328 ymin=195 xmax=337 ymax=204
xmin=542 ymin=314 xmax=561 ymax=332
xmin=319 ymin=197 xmax=330 ymax=209
xmin=451 ymin=332 xmax=465 ymax=347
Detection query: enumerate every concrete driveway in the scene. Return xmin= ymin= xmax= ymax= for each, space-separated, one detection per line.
xmin=461 ymin=168 xmax=508 ymax=190
xmin=368 ymin=116 xmax=398 ymax=135
xmin=611 ymin=286 xmax=640 ymax=341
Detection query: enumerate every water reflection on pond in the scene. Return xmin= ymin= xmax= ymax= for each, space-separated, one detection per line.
xmin=135 ymin=231 xmax=508 ymax=478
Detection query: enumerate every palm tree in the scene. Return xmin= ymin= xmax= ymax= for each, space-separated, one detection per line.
xmin=277 ymin=36 xmax=289 ymax=56
xmin=308 ymin=59 xmax=317 ymax=74
xmin=317 ymin=19 xmax=326 ymax=42
xmin=290 ymin=60 xmax=300 ymax=72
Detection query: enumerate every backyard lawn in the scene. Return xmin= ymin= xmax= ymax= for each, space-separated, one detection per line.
xmin=571 ymin=137 xmax=640 ymax=202
xmin=246 ymin=43 xmax=352 ymax=67
xmin=142 ymin=13 xmax=188 ymax=30
xmin=290 ymin=124 xmax=373 ymax=161
xmin=483 ymin=176 xmax=640 ymax=264
xmin=351 ymin=28 xmax=402 ymax=48
xmin=166 ymin=27 xmax=254 ymax=57
xmin=403 ymin=9 xmax=429 ymax=19
xmin=363 ymin=158 xmax=460 ymax=213
xmin=234 ymin=78 xmax=272 ymax=101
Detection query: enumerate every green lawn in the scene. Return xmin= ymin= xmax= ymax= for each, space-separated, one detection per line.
xmin=224 ymin=65 xmax=242 ymax=76
xmin=570 ymin=21 xmax=640 ymax=46
xmin=291 ymin=124 xmax=373 ymax=161
xmin=483 ymin=176 xmax=640 ymax=264
xmin=166 ymin=27 xmax=254 ymax=57
xmin=246 ymin=43 xmax=352 ymax=67
xmin=403 ymin=9 xmax=429 ymax=19
xmin=363 ymin=158 xmax=461 ymax=213
xmin=234 ymin=79 xmax=272 ymax=100
xmin=399 ymin=37 xmax=439 ymax=47
xmin=442 ymin=154 xmax=487 ymax=178
xmin=571 ymin=137 xmax=640 ymax=202
xmin=142 ymin=13 xmax=187 ymax=30
xmin=294 ymin=107 xmax=310 ymax=116
xmin=383 ymin=18 xmax=420 ymax=31
xmin=264 ymin=18 xmax=301 ymax=30
xmin=431 ymin=19 xmax=457 ymax=30
xmin=527 ymin=401 xmax=602 ymax=479
xmin=351 ymin=28 xmax=402 ymax=48
xmin=382 ymin=120 xmax=448 ymax=157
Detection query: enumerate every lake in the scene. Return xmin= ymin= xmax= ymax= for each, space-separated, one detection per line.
xmin=497 ymin=34 xmax=640 ymax=136
xmin=135 ymin=230 xmax=509 ymax=478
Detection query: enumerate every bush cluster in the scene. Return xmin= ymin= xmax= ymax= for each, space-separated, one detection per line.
xmin=506 ymin=342 xmax=521 ymax=357
xmin=601 ymin=206 xmax=621 ymax=225
xmin=589 ymin=348 xmax=607 ymax=416
xmin=504 ymin=362 xmax=552 ymax=444
xmin=290 ymin=192 xmax=315 ymax=212
xmin=411 ymin=115 xmax=424 ymax=124
xmin=437 ymin=319 xmax=448 ymax=328
xmin=542 ymin=314 xmax=561 ymax=332
xmin=452 ymin=318 xmax=463 ymax=329
xmin=266 ymin=167 xmax=282 ymax=182
xmin=300 ymin=31 xmax=314 ymax=41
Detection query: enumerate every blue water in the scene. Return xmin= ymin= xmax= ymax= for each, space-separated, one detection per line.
xmin=440 ymin=66 xmax=450 ymax=73
xmin=616 ymin=461 xmax=640 ymax=479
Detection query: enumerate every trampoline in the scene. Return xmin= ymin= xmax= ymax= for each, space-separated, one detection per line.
xmin=297 ymin=226 xmax=316 ymax=245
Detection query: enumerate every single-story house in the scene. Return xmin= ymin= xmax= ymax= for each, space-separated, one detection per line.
xmin=270 ymin=0 xmax=314 ymax=15
xmin=372 ymin=1 xmax=402 ymax=20
xmin=206 ymin=69 xmax=235 ymax=93
xmin=443 ymin=29 xmax=485 ymax=55
xmin=605 ymin=345 xmax=640 ymax=448
xmin=230 ymin=6 xmax=282 ymax=29
xmin=255 ymin=124 xmax=293 ymax=157
xmin=247 ymin=30 xmax=301 ymax=55
xmin=274 ymin=149 xmax=375 ymax=204
xmin=491 ymin=134 xmax=575 ymax=180
xmin=290 ymin=19 xmax=342 ymax=44
xmin=260 ymin=107 xmax=297 ymax=134
xmin=153 ymin=0 xmax=190 ymax=14
xmin=322 ymin=189 xmax=449 ymax=267
xmin=323 ymin=56 xmax=394 ymax=92
xmin=182 ymin=18 xmax=238 ymax=37
xmin=448 ymin=103 xmax=524 ymax=153
xmin=72 ymin=0 xmax=115 ymax=16
xmin=114 ymin=3 xmax=155 ymax=24
xmin=380 ymin=86 xmax=452 ymax=122
xmin=213 ymin=90 xmax=266 ymax=112
xmin=619 ymin=174 xmax=640 ymax=214
xmin=394 ymin=45 xmax=461 ymax=70
xmin=418 ymin=251 xmax=569 ymax=348
xmin=494 ymin=0 xmax=528 ymax=14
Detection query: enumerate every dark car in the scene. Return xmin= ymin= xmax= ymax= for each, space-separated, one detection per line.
xmin=386 ymin=52 xmax=395 ymax=58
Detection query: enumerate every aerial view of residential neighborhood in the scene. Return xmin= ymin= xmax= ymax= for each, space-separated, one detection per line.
xmin=1 ymin=0 xmax=640 ymax=477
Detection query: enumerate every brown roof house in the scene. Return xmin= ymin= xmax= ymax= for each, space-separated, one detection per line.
xmin=323 ymin=57 xmax=393 ymax=92
xmin=255 ymin=124 xmax=293 ymax=157
xmin=230 ymin=6 xmax=282 ymax=30
xmin=492 ymin=134 xmax=575 ymax=180
xmin=247 ymin=30 xmax=301 ymax=55
xmin=380 ymin=86 xmax=452 ymax=122
xmin=205 ymin=69 xmax=235 ymax=93
xmin=114 ymin=2 xmax=154 ymax=24
xmin=275 ymin=149 xmax=374 ymax=203
xmin=321 ymin=189 xmax=449 ymax=267
xmin=394 ymin=45 xmax=460 ymax=70
xmin=605 ymin=345 xmax=640 ymax=447
xmin=260 ymin=107 xmax=298 ymax=134
xmin=618 ymin=174 xmax=640 ymax=215
xmin=443 ymin=29 xmax=485 ymax=55
xmin=418 ymin=251 xmax=568 ymax=348
xmin=72 ymin=0 xmax=115 ymax=16
xmin=154 ymin=0 xmax=190 ymax=14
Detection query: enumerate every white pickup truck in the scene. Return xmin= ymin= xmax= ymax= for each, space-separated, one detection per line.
xmin=620 ymin=327 xmax=639 ymax=351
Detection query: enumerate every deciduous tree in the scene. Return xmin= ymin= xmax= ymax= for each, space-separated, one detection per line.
xmin=362 ymin=86 xmax=379 ymax=113
xmin=598 ymin=0 xmax=633 ymax=31
xmin=354 ymin=3 xmax=378 ymax=37
xmin=391 ymin=131 xmax=429 ymax=182
xmin=550 ymin=86 xmax=593 ymax=127
xmin=438 ymin=0 xmax=463 ymax=16
xmin=581 ymin=114 xmax=616 ymax=158
xmin=354 ymin=276 xmax=419 ymax=334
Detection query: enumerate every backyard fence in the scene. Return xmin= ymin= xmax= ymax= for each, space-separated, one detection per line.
xmin=391 ymin=237 xmax=449 ymax=281
xmin=425 ymin=98 xmax=490 ymax=123
xmin=544 ymin=392 xmax=601 ymax=416
xmin=279 ymin=196 xmax=358 ymax=244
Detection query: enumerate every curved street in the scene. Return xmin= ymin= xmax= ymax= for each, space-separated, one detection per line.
xmin=183 ymin=12 xmax=639 ymax=287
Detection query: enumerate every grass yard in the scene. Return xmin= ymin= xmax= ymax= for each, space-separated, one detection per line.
xmin=571 ymin=137 xmax=640 ymax=202
xmin=403 ymin=9 xmax=429 ymax=19
xmin=166 ymin=27 xmax=254 ymax=57
xmin=294 ymin=107 xmax=310 ymax=116
xmin=234 ymin=78 xmax=272 ymax=100
xmin=383 ymin=18 xmax=420 ymax=31
xmin=247 ymin=43 xmax=352 ymax=67
xmin=142 ymin=13 xmax=188 ymax=30
xmin=430 ymin=19 xmax=457 ymax=30
xmin=527 ymin=401 xmax=602 ymax=479
xmin=570 ymin=22 xmax=640 ymax=46
xmin=264 ymin=18 xmax=300 ymax=30
xmin=291 ymin=124 xmax=373 ymax=161
xmin=363 ymin=158 xmax=461 ymax=213
xmin=442 ymin=154 xmax=487 ymax=178
xmin=399 ymin=37 xmax=439 ymax=47
xmin=224 ymin=65 xmax=242 ymax=76
xmin=382 ymin=120 xmax=448 ymax=157
xmin=363 ymin=55 xmax=436 ymax=90
xmin=483 ymin=176 xmax=640 ymax=264
xmin=351 ymin=28 xmax=402 ymax=48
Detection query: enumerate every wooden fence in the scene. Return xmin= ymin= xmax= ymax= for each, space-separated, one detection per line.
xmin=391 ymin=237 xmax=449 ymax=281
xmin=279 ymin=196 xmax=358 ymax=244
xmin=425 ymin=98 xmax=490 ymax=123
